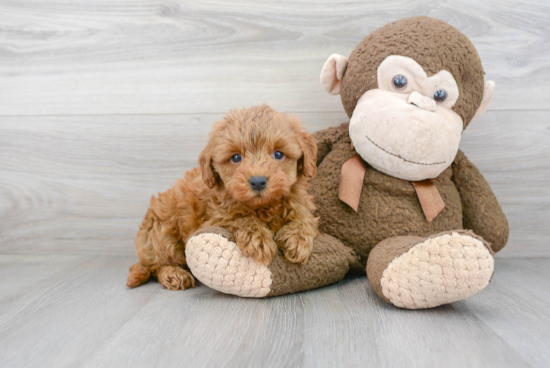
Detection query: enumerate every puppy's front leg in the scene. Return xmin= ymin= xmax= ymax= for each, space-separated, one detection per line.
xmin=226 ymin=217 xmax=277 ymax=266
xmin=275 ymin=211 xmax=319 ymax=265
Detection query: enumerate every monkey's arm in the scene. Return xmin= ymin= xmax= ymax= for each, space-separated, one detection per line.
xmin=313 ymin=122 xmax=350 ymax=166
xmin=451 ymin=150 xmax=509 ymax=252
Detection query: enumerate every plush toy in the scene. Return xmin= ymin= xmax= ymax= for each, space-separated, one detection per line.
xmin=185 ymin=16 xmax=509 ymax=309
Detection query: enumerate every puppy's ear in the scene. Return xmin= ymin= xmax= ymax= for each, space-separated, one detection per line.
xmin=298 ymin=131 xmax=318 ymax=180
xmin=199 ymin=143 xmax=219 ymax=188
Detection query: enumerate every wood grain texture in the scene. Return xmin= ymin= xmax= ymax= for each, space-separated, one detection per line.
xmin=0 ymin=255 xmax=548 ymax=368
xmin=0 ymin=0 xmax=549 ymax=115
xmin=0 ymin=256 xmax=160 ymax=368
xmin=454 ymin=258 xmax=550 ymax=368
xmin=0 ymin=112 xmax=345 ymax=254
xmin=1 ymin=3 xmax=548 ymax=367
xmin=1 ymin=111 xmax=548 ymax=257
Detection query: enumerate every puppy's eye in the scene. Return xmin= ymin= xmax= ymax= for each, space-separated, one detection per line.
xmin=434 ymin=89 xmax=447 ymax=102
xmin=230 ymin=154 xmax=242 ymax=163
xmin=392 ymin=75 xmax=407 ymax=90
xmin=273 ymin=151 xmax=285 ymax=160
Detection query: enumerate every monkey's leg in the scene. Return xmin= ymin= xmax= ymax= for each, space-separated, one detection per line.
xmin=366 ymin=230 xmax=494 ymax=309
xmin=185 ymin=227 xmax=358 ymax=297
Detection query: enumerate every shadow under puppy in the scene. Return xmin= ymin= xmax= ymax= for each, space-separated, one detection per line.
xmin=127 ymin=105 xmax=320 ymax=290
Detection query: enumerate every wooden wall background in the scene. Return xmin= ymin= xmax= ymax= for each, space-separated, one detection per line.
xmin=0 ymin=0 xmax=548 ymax=258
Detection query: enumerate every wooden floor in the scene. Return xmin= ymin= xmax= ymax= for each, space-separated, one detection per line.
xmin=1 ymin=1 xmax=550 ymax=367
xmin=0 ymin=255 xmax=549 ymax=368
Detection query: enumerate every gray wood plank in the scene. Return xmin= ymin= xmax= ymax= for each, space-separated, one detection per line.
xmin=1 ymin=111 xmax=548 ymax=257
xmin=0 ymin=254 xmax=90 ymax=322
xmin=454 ymin=258 xmax=550 ymax=368
xmin=0 ymin=0 xmax=548 ymax=115
xmin=82 ymin=278 xmax=532 ymax=368
xmin=0 ymin=112 xmax=345 ymax=255
xmin=0 ymin=255 xmax=160 ymax=368
xmin=460 ymin=111 xmax=550 ymax=258
xmin=300 ymin=276 xmax=531 ymax=368
xmin=2 ymin=255 xmax=548 ymax=368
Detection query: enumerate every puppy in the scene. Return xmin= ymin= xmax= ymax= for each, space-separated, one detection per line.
xmin=127 ymin=105 xmax=319 ymax=290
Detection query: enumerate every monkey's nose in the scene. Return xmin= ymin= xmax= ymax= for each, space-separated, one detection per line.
xmin=249 ymin=176 xmax=268 ymax=191
xmin=408 ymin=91 xmax=436 ymax=112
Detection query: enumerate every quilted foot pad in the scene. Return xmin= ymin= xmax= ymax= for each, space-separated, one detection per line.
xmin=380 ymin=232 xmax=494 ymax=309
xmin=185 ymin=232 xmax=273 ymax=297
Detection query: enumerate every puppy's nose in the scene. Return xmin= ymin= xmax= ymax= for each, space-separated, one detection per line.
xmin=249 ymin=176 xmax=268 ymax=191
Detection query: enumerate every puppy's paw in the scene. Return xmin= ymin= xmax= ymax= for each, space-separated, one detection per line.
xmin=127 ymin=263 xmax=151 ymax=288
xmin=278 ymin=234 xmax=314 ymax=265
xmin=157 ymin=266 xmax=195 ymax=291
xmin=235 ymin=227 xmax=277 ymax=266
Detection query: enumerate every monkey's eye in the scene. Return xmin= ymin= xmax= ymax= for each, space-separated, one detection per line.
xmin=434 ymin=89 xmax=447 ymax=102
xmin=392 ymin=75 xmax=408 ymax=90
xmin=230 ymin=154 xmax=242 ymax=163
xmin=273 ymin=151 xmax=285 ymax=160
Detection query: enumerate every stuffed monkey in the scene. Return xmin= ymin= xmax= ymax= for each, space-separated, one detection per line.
xmin=312 ymin=16 xmax=508 ymax=308
xmin=185 ymin=16 xmax=509 ymax=309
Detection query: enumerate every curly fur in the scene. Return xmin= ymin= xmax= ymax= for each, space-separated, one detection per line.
xmin=127 ymin=105 xmax=319 ymax=290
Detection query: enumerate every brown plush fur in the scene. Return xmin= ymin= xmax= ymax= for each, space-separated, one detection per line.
xmin=265 ymin=233 xmax=360 ymax=297
xmin=341 ymin=16 xmax=485 ymax=129
xmin=311 ymin=122 xmax=509 ymax=272
xmin=310 ymin=17 xmax=509 ymax=276
xmin=127 ymin=105 xmax=319 ymax=290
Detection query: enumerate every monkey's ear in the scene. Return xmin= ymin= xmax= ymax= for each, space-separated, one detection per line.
xmin=320 ymin=54 xmax=349 ymax=95
xmin=199 ymin=144 xmax=219 ymax=188
xmin=473 ymin=81 xmax=495 ymax=120
xmin=298 ymin=131 xmax=318 ymax=180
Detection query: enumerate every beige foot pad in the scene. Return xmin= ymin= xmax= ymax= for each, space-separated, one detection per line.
xmin=185 ymin=231 xmax=273 ymax=297
xmin=375 ymin=232 xmax=494 ymax=309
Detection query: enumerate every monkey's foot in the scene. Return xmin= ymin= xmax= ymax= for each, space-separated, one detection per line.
xmin=186 ymin=227 xmax=272 ymax=297
xmin=186 ymin=227 xmax=357 ymax=298
xmin=367 ymin=230 xmax=494 ymax=309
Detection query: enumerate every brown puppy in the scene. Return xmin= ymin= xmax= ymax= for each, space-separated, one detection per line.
xmin=127 ymin=105 xmax=319 ymax=290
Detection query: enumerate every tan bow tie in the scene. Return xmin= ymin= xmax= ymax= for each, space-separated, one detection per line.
xmin=339 ymin=154 xmax=445 ymax=223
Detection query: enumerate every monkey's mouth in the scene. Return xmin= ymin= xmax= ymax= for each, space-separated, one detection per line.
xmin=364 ymin=135 xmax=446 ymax=166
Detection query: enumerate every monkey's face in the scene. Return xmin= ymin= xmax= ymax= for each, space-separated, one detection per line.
xmin=349 ymin=55 xmax=463 ymax=181
xmin=319 ymin=17 xmax=495 ymax=182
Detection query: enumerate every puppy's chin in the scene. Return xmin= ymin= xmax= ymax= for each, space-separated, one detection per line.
xmin=243 ymin=194 xmax=280 ymax=208
xmin=229 ymin=186 xmax=289 ymax=209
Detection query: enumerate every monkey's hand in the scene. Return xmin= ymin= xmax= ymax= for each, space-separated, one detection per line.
xmin=451 ymin=149 xmax=509 ymax=253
